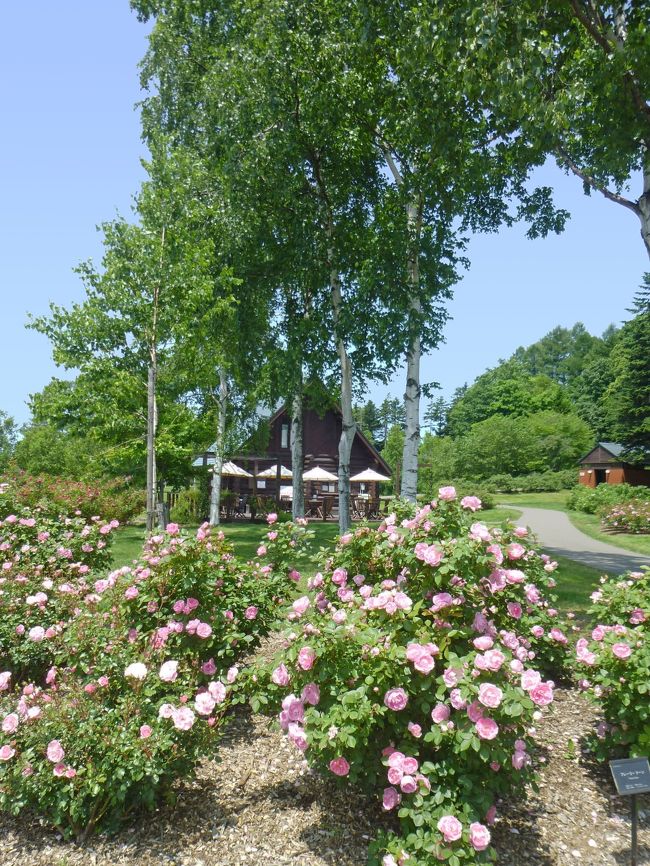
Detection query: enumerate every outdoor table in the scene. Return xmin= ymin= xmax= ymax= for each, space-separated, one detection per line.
xmin=307 ymin=499 xmax=323 ymax=519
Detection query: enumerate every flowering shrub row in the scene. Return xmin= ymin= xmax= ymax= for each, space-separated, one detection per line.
xmin=566 ymin=482 xmax=650 ymax=516
xmin=255 ymin=489 xmax=569 ymax=865
xmin=0 ymin=509 xmax=309 ymax=838
xmin=0 ymin=483 xmax=118 ymax=682
xmin=1 ymin=468 xmax=145 ymax=524
xmin=600 ymin=501 xmax=650 ymax=534
xmin=574 ymin=567 xmax=649 ymax=759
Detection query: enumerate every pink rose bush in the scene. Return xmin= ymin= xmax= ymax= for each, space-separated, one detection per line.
xmin=573 ymin=567 xmax=650 ymax=758
xmin=257 ymin=494 xmax=561 ymax=864
xmin=0 ymin=513 xmax=303 ymax=839
xmin=0 ymin=484 xmax=118 ymax=682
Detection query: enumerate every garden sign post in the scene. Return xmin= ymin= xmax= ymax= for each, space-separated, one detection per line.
xmin=609 ymin=756 xmax=650 ymax=866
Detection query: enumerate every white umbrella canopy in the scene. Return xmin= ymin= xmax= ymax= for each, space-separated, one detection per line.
xmin=280 ymin=485 xmax=293 ymax=499
xmin=257 ymin=464 xmax=293 ymax=479
xmin=350 ymin=468 xmax=392 ymax=482
xmin=302 ymin=465 xmax=338 ymax=482
xmin=212 ymin=460 xmax=253 ymax=478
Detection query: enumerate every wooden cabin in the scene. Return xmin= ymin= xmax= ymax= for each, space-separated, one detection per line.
xmin=193 ymin=405 xmax=392 ymax=515
xmin=577 ymin=442 xmax=650 ymax=487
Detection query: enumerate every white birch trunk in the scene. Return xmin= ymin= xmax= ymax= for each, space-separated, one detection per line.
xmin=290 ymin=389 xmax=305 ymax=519
xmin=209 ymin=367 xmax=228 ymax=526
xmin=329 ymin=250 xmax=355 ymax=533
xmin=146 ymin=363 xmax=157 ymax=532
xmin=400 ymin=197 xmax=423 ymax=502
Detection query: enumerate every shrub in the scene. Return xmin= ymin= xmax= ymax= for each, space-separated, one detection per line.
xmin=0 ymin=516 xmax=309 ymax=838
xmin=0 ymin=483 xmax=118 ymax=682
xmin=573 ymin=568 xmax=649 ymax=759
xmin=253 ymin=488 xmax=569 ymax=865
xmin=601 ymin=501 xmax=650 ymax=534
xmin=482 ymin=470 xmax=576 ymax=494
xmin=1 ymin=468 xmax=145 ymax=524
xmin=169 ymin=487 xmax=203 ymax=524
xmin=566 ymin=483 xmax=650 ymax=515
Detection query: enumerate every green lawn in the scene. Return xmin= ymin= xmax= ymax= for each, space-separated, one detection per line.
xmin=547 ymin=554 xmax=602 ymax=615
xmin=494 ymin=491 xmax=571 ymax=511
xmin=110 ymin=520 xmax=349 ymax=571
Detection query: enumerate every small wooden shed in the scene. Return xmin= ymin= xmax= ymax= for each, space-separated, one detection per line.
xmin=577 ymin=442 xmax=650 ymax=487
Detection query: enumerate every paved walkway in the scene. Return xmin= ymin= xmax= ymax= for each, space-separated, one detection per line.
xmin=505 ymin=505 xmax=650 ymax=575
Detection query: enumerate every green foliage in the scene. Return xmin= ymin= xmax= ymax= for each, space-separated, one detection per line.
xmin=481 ymin=470 xmax=577 ymax=494
xmin=567 ymin=483 xmax=650 ymax=515
xmin=382 ymin=426 xmax=405 ymax=494
xmin=169 ymin=487 xmax=204 ymax=525
xmin=254 ymin=495 xmax=570 ymax=864
xmin=452 ymin=412 xmax=592 ymax=479
xmin=607 ymin=282 xmax=650 ymax=464
xmin=574 ymin=568 xmax=650 ymax=759
xmin=0 ymin=411 xmax=17 ymax=471
xmin=2 ymin=468 xmax=144 ymax=524
xmin=446 ymin=362 xmax=571 ymax=438
xmin=12 ymin=423 xmax=98 ymax=479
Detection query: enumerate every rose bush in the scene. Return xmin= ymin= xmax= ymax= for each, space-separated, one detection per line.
xmin=0 ymin=516 xmax=308 ymax=838
xmin=0 ymin=483 xmax=118 ymax=682
xmin=1 ymin=468 xmax=145 ymax=524
xmin=255 ymin=489 xmax=565 ymax=865
xmin=600 ymin=501 xmax=650 ymax=535
xmin=574 ymin=567 xmax=649 ymax=758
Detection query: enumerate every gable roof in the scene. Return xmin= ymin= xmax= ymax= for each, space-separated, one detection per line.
xmin=578 ymin=441 xmax=625 ymax=464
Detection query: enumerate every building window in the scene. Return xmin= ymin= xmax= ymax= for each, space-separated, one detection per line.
xmin=281 ymin=423 xmax=289 ymax=448
xmin=257 ymin=479 xmax=266 ymax=489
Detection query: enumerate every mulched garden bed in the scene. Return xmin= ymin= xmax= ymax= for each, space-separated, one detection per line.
xmin=1 ymin=672 xmax=648 ymax=866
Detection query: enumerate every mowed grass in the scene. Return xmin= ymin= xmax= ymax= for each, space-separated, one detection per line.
xmin=494 ymin=491 xmax=571 ymax=511
xmin=547 ymin=554 xmax=602 ymax=615
xmin=110 ymin=520 xmax=349 ymax=571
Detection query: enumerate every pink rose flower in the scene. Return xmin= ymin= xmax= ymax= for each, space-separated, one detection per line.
xmin=437 ymin=814 xmax=462 ymax=842
xmin=140 ymin=725 xmax=153 ymax=739
xmin=438 ymin=486 xmax=457 ymax=501
xmin=431 ymin=704 xmax=450 ymax=724
xmin=292 ymin=596 xmax=310 ymax=616
xmin=195 ymin=692 xmax=217 ymax=716
xmin=2 ymin=714 xmax=19 ymax=734
xmin=244 ymin=606 xmax=258 ymax=621
xmin=0 ymin=745 xmax=15 ymax=761
xmin=28 ymin=626 xmax=45 ymax=642
xmin=400 ymin=775 xmax=417 ymax=794
xmin=475 ymin=717 xmax=499 ymax=740
xmin=272 ymin=663 xmax=290 ymax=686
xmin=507 ymin=542 xmax=526 ymax=560
xmin=413 ymin=654 xmax=435 ymax=674
xmin=301 ymin=683 xmax=320 ymax=706
xmin=382 ymin=786 xmax=401 ymax=811
xmin=201 ymin=659 xmax=217 ymax=675
xmin=171 ymin=706 xmax=196 ymax=730
xmin=46 ymin=740 xmax=65 ymax=763
xmin=159 ymin=660 xmax=179 ymax=683
xmin=266 ymin=513 xmax=278 ymax=525
xmin=473 ymin=636 xmax=494 ymax=651
xmin=507 ymin=602 xmax=522 ymax=619
xmin=461 ymin=495 xmax=482 ymax=511
xmin=612 ymin=642 xmax=632 ymax=659
xmin=408 ymin=721 xmax=422 ymax=738
xmin=469 ymin=822 xmax=491 ymax=851
xmin=196 ymin=622 xmax=212 ymax=638
xmin=478 ymin=683 xmax=503 ymax=709
xmin=529 ymin=682 xmax=554 ymax=707
xmin=521 ymin=669 xmax=541 ymax=691
xmin=297 ymin=647 xmax=316 ymax=671
xmin=384 ymin=688 xmax=408 ymax=711
xmin=329 ymin=757 xmax=350 ymax=776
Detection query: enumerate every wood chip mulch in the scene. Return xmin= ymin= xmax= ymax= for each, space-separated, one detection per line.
xmin=1 ymin=662 xmax=648 ymax=866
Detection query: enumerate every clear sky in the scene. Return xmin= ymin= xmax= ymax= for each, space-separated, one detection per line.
xmin=1 ymin=4 xmax=647 ymax=426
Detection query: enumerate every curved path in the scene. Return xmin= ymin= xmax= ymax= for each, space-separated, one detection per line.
xmin=505 ymin=505 xmax=650 ymax=575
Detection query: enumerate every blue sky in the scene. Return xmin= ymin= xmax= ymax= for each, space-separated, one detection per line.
xmin=1 ymin=4 xmax=647 ymax=426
